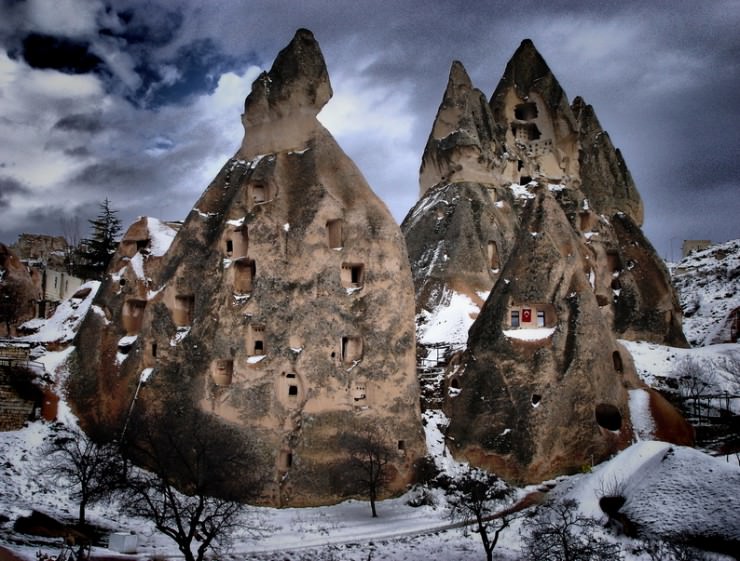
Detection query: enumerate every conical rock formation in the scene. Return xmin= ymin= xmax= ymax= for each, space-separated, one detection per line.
xmin=69 ymin=29 xmax=424 ymax=506
xmin=404 ymin=39 xmax=689 ymax=482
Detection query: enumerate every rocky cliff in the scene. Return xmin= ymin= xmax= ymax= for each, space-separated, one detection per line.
xmin=403 ymin=39 xmax=688 ymax=482
xmin=68 ymin=29 xmax=424 ymax=506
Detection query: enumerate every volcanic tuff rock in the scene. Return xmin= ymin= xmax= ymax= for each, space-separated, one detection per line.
xmin=403 ymin=39 xmax=688 ymax=482
xmin=0 ymin=243 xmax=37 ymax=336
xmin=68 ymin=29 xmax=424 ymax=506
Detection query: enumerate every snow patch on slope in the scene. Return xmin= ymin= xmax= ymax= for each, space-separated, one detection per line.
xmin=417 ymin=289 xmax=479 ymax=346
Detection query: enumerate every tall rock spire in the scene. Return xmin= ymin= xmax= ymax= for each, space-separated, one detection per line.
xmin=404 ymin=38 xmax=690 ymax=484
xmin=572 ymin=96 xmax=644 ymax=225
xmin=419 ymin=60 xmax=501 ymax=195
xmin=240 ymin=28 xmax=333 ymax=158
xmin=69 ymin=29 xmax=424 ymax=507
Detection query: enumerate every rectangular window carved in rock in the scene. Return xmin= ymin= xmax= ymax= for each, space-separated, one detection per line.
xmin=122 ymin=299 xmax=146 ymax=334
xmin=253 ymin=184 xmax=266 ymax=203
xmin=537 ymin=310 xmax=546 ymax=327
xmin=248 ymin=324 xmax=266 ymax=356
xmin=288 ymin=384 xmax=298 ymax=396
xmin=487 ymin=241 xmax=499 ymax=269
xmin=234 ymin=258 xmax=255 ymax=293
xmin=510 ymin=310 xmax=520 ymax=328
xmin=327 ymin=219 xmax=343 ymax=249
xmin=226 ymin=239 xmax=234 ymax=255
xmin=341 ymin=336 xmax=363 ymax=363
xmin=173 ymin=295 xmax=194 ymax=326
xmin=340 ymin=263 xmax=364 ymax=288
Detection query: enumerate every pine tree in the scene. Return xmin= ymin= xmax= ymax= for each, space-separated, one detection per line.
xmin=76 ymin=198 xmax=122 ymax=280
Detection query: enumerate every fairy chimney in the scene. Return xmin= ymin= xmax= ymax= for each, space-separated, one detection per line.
xmin=68 ymin=29 xmax=424 ymax=506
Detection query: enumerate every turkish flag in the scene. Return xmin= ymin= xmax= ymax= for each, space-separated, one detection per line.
xmin=522 ymin=309 xmax=532 ymax=322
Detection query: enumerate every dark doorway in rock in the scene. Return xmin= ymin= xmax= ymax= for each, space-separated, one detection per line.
xmin=612 ymin=351 xmax=623 ymax=373
xmin=531 ymin=394 xmax=542 ymax=406
xmin=514 ymin=102 xmax=538 ymax=120
xmin=595 ymin=403 xmax=622 ymax=431
xmin=288 ymin=385 xmax=298 ymax=396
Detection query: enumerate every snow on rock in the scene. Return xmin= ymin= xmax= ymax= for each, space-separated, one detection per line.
xmin=146 ymin=217 xmax=177 ymax=256
xmin=508 ymin=182 xmax=535 ymax=199
xmin=19 ymin=281 xmax=100 ymax=344
xmin=628 ymin=389 xmax=655 ymax=440
xmin=672 ymin=238 xmax=740 ymax=346
xmin=622 ymin=339 xmax=740 ymax=410
xmin=502 ymin=327 xmax=555 ymax=341
xmin=417 ymin=289 xmax=480 ymax=346
xmin=561 ymin=441 xmax=740 ymax=543
xmin=423 ymin=409 xmax=468 ymax=478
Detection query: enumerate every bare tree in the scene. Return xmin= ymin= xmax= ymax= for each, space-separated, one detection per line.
xmin=521 ymin=498 xmax=622 ymax=561
xmin=447 ymin=467 xmax=515 ymax=561
xmin=336 ymin=430 xmax=394 ymax=517
xmin=39 ymin=423 xmax=122 ymax=527
xmin=122 ymin=408 xmax=263 ymax=561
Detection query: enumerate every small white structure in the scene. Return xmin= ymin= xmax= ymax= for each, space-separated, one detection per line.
xmin=108 ymin=532 xmax=138 ymax=554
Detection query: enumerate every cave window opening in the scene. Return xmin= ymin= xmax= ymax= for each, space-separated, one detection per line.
xmin=514 ymin=102 xmax=538 ymax=121
xmin=595 ymin=403 xmax=623 ymax=431
xmin=288 ymin=385 xmax=298 ymax=397
xmin=253 ymin=184 xmax=266 ymax=203
xmin=531 ymin=394 xmax=542 ymax=406
xmin=487 ymin=241 xmax=499 ymax=269
xmin=151 ymin=342 xmax=157 ymax=358
xmin=613 ymin=351 xmax=624 ymax=373
xmin=520 ymin=176 xmax=532 ymax=185
xmin=136 ymin=239 xmax=150 ymax=252
xmin=174 ymin=295 xmax=194 ymax=326
xmin=398 ymin=440 xmax=405 ymax=451
xmin=510 ymin=310 xmax=520 ymax=328
xmin=341 ymin=336 xmax=363 ymax=363
xmin=254 ymin=340 xmax=264 ymax=353
xmin=537 ymin=310 xmax=546 ymax=327
xmin=226 ymin=239 xmax=233 ymax=255
xmin=341 ymin=263 xmax=365 ymax=288
xmin=450 ymin=378 xmax=459 ymax=389
xmin=234 ymin=259 xmax=255 ymax=293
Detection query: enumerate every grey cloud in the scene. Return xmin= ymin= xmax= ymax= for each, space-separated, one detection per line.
xmin=0 ymin=176 xmax=30 ymax=208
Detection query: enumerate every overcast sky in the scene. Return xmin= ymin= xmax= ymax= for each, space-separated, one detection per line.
xmin=0 ymin=0 xmax=738 ymax=260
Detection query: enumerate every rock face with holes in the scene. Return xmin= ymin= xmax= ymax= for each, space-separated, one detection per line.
xmin=404 ymin=39 xmax=688 ymax=483
xmin=68 ymin=29 xmax=424 ymax=506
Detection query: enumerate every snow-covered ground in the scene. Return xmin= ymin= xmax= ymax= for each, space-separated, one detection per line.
xmin=672 ymin=238 xmax=739 ymax=347
xmin=2 ymin=238 xmax=740 ymax=560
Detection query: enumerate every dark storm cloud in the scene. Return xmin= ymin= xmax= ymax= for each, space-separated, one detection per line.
xmin=136 ymin=38 xmax=242 ymax=107
xmin=53 ymin=112 xmax=103 ymax=133
xmin=0 ymin=177 xmax=30 ymax=208
xmin=17 ymin=32 xmax=103 ymax=73
xmin=0 ymin=0 xmax=737 ymax=258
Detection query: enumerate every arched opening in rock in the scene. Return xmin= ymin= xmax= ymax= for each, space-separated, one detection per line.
xmin=487 ymin=240 xmax=499 ymax=269
xmin=596 ymin=294 xmax=610 ymax=307
xmin=450 ymin=378 xmax=460 ymax=390
xmin=611 ymin=278 xmax=621 ymax=290
xmin=612 ymin=351 xmax=623 ymax=373
xmin=531 ymin=394 xmax=541 ymax=406
xmin=595 ymin=403 xmax=622 ymax=431
xmin=248 ymin=325 xmax=266 ymax=356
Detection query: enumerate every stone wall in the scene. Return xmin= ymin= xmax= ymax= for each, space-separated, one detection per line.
xmin=0 ymin=368 xmax=35 ymax=431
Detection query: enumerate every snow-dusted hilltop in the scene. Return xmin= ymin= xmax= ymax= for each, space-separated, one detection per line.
xmin=403 ymin=39 xmax=691 ymax=483
xmin=67 ymin=29 xmax=424 ymax=507
xmin=673 ymin=238 xmax=739 ymax=347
